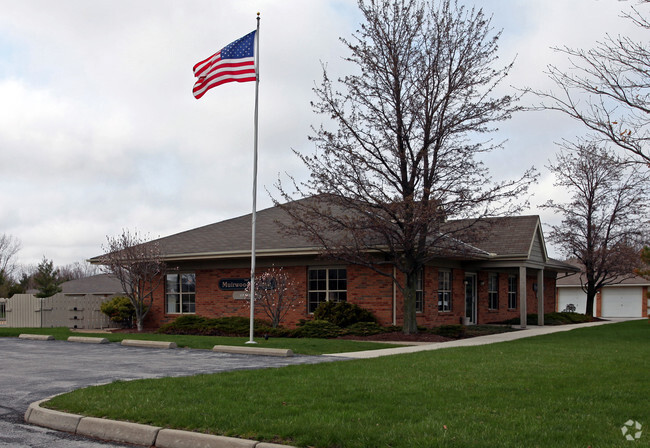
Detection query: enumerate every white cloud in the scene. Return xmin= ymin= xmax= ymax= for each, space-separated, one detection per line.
xmin=0 ymin=0 xmax=643 ymax=266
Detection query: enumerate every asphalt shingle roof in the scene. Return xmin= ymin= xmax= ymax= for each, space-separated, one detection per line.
xmin=61 ymin=274 xmax=124 ymax=294
xmin=443 ymin=215 xmax=542 ymax=257
xmin=131 ymin=198 xmax=546 ymax=262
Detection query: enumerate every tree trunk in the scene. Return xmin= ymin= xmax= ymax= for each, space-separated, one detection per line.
xmin=402 ymin=272 xmax=418 ymax=334
xmin=585 ymin=290 xmax=596 ymax=317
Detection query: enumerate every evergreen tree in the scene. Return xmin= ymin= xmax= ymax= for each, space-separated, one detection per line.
xmin=34 ymin=257 xmax=63 ymax=298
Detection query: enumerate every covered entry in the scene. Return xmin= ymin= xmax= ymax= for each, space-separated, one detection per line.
xmin=464 ymin=273 xmax=477 ymax=324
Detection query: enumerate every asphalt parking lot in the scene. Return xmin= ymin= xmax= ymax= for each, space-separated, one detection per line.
xmin=0 ymin=337 xmax=333 ymax=447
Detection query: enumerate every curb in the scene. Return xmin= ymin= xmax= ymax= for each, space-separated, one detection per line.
xmin=19 ymin=334 xmax=54 ymax=341
xmin=212 ymin=345 xmax=293 ymax=357
xmin=68 ymin=336 xmax=109 ymax=344
xmin=25 ymin=399 xmax=296 ymax=448
xmin=15 ymin=335 xmax=298 ymax=356
xmin=121 ymin=339 xmax=178 ymax=349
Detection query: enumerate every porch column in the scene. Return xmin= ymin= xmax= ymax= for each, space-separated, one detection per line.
xmin=519 ymin=266 xmax=527 ymax=329
xmin=537 ymin=269 xmax=545 ymax=326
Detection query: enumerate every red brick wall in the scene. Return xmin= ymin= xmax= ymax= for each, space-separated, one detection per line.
xmin=144 ymin=263 xmax=558 ymax=330
xmin=392 ymin=267 xmax=468 ymax=327
xmin=478 ymin=272 xmax=517 ymax=324
xmin=347 ymin=265 xmax=394 ymax=325
xmin=145 ymin=266 xmax=310 ymax=329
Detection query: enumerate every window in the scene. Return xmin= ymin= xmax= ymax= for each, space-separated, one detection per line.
xmin=438 ymin=270 xmax=452 ymax=312
xmin=166 ymin=273 xmax=196 ymax=314
xmin=488 ymin=273 xmax=499 ymax=310
xmin=415 ymin=268 xmax=424 ymax=313
xmin=308 ymin=268 xmax=347 ymax=313
xmin=508 ymin=275 xmax=517 ymax=309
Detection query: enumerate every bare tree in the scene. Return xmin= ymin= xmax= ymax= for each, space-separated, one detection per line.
xmin=98 ymin=230 xmax=168 ymax=332
xmin=0 ymin=234 xmax=21 ymax=281
xmin=244 ymin=267 xmax=302 ymax=328
xmin=530 ymin=2 xmax=650 ymax=166
xmin=59 ymin=261 xmax=101 ymax=282
xmin=542 ymin=143 xmax=649 ymax=316
xmin=635 ymin=245 xmax=650 ymax=280
xmin=277 ymin=0 xmax=536 ymax=334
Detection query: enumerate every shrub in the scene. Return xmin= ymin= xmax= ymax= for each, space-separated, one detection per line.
xmin=544 ymin=312 xmax=592 ymax=324
xmin=100 ymin=296 xmax=135 ymax=328
xmin=158 ymin=315 xmax=274 ymax=336
xmin=431 ymin=324 xmax=465 ymax=338
xmin=344 ymin=322 xmax=386 ymax=336
xmin=313 ymin=301 xmax=377 ymax=328
xmin=208 ymin=316 xmax=263 ymax=335
xmin=295 ymin=320 xmax=342 ymax=338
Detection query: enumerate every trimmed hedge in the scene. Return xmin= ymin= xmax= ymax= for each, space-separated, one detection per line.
xmin=313 ymin=301 xmax=377 ymax=328
xmin=343 ymin=322 xmax=386 ymax=336
xmin=157 ymin=315 xmax=294 ymax=337
xmin=295 ymin=320 xmax=342 ymax=338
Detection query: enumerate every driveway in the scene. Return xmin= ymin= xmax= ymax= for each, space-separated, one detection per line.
xmin=0 ymin=337 xmax=333 ymax=447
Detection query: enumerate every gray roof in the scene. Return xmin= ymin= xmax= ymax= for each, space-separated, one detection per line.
xmin=92 ymin=197 xmax=573 ymax=271
xmin=61 ymin=274 xmax=124 ymax=295
xmin=556 ymin=259 xmax=650 ymax=286
xmin=151 ymin=201 xmax=316 ymax=259
xmin=445 ymin=215 xmax=544 ymax=257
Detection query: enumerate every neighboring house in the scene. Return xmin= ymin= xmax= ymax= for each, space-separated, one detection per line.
xmin=557 ymin=267 xmax=649 ymax=318
xmin=26 ymin=274 xmax=124 ymax=297
xmin=91 ymin=197 xmax=578 ymax=329
xmin=60 ymin=274 xmax=125 ymax=297
xmin=3 ymin=275 xmax=125 ymax=329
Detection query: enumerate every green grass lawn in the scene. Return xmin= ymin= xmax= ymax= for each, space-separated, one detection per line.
xmin=0 ymin=327 xmax=403 ymax=355
xmin=44 ymin=320 xmax=650 ymax=447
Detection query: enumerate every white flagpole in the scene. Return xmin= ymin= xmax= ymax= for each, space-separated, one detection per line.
xmin=246 ymin=13 xmax=261 ymax=345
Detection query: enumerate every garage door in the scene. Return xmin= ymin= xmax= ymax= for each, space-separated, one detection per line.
xmin=558 ymin=288 xmax=587 ymax=314
xmin=601 ymin=287 xmax=642 ymax=318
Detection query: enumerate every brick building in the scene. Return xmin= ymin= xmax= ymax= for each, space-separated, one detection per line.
xmin=93 ymin=198 xmax=577 ymax=329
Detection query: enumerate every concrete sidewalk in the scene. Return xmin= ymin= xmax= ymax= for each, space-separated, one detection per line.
xmin=327 ymin=319 xmax=620 ymax=359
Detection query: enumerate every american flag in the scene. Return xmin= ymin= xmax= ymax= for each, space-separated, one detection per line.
xmin=193 ymin=30 xmax=257 ymax=99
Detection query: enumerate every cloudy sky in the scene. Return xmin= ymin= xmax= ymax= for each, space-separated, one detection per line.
xmin=0 ymin=0 xmax=644 ymax=268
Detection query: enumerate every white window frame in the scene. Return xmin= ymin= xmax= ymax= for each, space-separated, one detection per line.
xmin=488 ymin=273 xmax=499 ymax=310
xmin=415 ymin=268 xmax=424 ymax=313
xmin=508 ymin=274 xmax=517 ymax=309
xmin=165 ymin=272 xmax=196 ymax=314
xmin=438 ymin=269 xmax=452 ymax=312
xmin=308 ymin=267 xmax=347 ymax=314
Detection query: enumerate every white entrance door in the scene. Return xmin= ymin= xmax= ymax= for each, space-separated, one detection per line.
xmin=601 ymin=287 xmax=642 ymax=318
xmin=465 ymin=273 xmax=477 ymax=324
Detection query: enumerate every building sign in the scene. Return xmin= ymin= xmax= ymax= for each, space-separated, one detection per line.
xmin=219 ymin=277 xmax=277 ymax=291
xmin=219 ymin=278 xmax=249 ymax=291
xmin=233 ymin=291 xmax=249 ymax=300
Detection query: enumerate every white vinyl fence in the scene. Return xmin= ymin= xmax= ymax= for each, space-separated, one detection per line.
xmin=1 ymin=293 xmax=114 ymax=329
